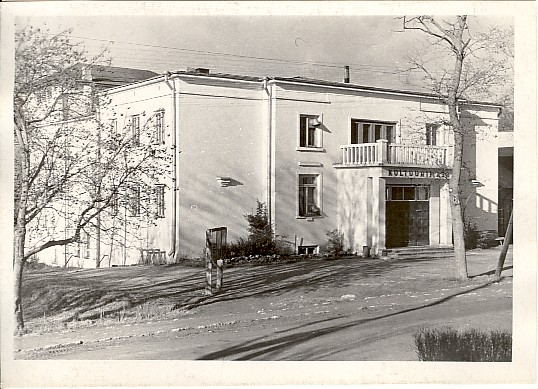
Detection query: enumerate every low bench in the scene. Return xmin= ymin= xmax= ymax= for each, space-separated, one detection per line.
xmin=140 ymin=249 xmax=166 ymax=265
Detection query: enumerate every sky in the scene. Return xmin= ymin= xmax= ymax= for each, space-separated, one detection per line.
xmin=13 ymin=6 xmax=513 ymax=94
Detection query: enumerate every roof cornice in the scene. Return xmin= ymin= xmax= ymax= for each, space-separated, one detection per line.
xmin=269 ymin=78 xmax=502 ymax=109
xmin=104 ymin=70 xmax=502 ymax=109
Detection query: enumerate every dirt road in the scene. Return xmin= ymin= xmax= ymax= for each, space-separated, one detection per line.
xmin=32 ymin=282 xmax=510 ymax=360
xmin=15 ymin=248 xmax=512 ymax=360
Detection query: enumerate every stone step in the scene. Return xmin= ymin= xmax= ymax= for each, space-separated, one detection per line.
xmin=386 ymin=246 xmax=454 ymax=253
xmin=384 ymin=246 xmax=454 ymax=260
xmin=388 ymin=252 xmax=455 ymax=260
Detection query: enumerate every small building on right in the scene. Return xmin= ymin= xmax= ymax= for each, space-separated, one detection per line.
xmin=498 ymin=130 xmax=514 ymax=239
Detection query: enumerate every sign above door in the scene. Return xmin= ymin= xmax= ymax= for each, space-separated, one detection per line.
xmin=384 ymin=168 xmax=451 ymax=179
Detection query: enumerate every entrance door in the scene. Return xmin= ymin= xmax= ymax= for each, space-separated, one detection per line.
xmin=408 ymin=201 xmax=429 ymax=246
xmin=386 ymin=201 xmax=410 ymax=248
xmin=385 ymin=185 xmax=430 ymax=248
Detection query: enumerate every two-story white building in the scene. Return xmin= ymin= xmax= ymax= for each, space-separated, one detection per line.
xmin=36 ymin=66 xmax=503 ymax=266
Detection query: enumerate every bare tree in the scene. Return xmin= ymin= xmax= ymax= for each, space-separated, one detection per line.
xmin=14 ymin=26 xmax=171 ymax=333
xmin=401 ymin=16 xmax=513 ymax=279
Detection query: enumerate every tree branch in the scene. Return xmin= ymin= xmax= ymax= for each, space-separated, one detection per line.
xmin=403 ymin=16 xmax=457 ymax=50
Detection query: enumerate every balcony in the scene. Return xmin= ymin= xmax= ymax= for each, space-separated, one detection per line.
xmin=337 ymin=139 xmax=453 ymax=168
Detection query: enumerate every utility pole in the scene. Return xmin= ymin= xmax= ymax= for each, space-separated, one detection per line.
xmin=495 ymin=210 xmax=513 ymax=278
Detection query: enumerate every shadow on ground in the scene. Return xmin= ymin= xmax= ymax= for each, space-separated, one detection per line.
xmin=21 ymin=250 xmax=512 ymax=326
xmin=196 ymin=281 xmax=500 ymax=360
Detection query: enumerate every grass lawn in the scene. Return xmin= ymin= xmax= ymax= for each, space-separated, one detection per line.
xmin=20 ymin=246 xmax=513 ymax=335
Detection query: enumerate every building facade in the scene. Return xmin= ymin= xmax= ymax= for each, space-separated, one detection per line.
xmin=33 ymin=67 xmax=503 ymax=266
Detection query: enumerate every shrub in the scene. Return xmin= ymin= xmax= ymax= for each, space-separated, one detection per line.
xmin=226 ymin=237 xmax=253 ymax=258
xmin=275 ymin=235 xmax=295 ymax=255
xmin=134 ymin=301 xmax=172 ymax=321
xmin=326 ymin=229 xmax=345 ymax=257
xmin=414 ymin=327 xmax=512 ymax=361
xmin=24 ymin=256 xmax=56 ymax=272
xmin=226 ymin=201 xmax=276 ymax=258
xmin=477 ymin=230 xmax=499 ymax=249
xmin=464 ymin=222 xmax=479 ymax=250
xmin=245 ymin=200 xmax=276 ymax=254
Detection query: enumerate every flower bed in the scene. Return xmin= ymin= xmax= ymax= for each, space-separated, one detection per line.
xmin=176 ymin=253 xmax=356 ymax=268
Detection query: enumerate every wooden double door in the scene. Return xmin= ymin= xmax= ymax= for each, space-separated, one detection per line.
xmin=386 ymin=200 xmax=429 ymax=248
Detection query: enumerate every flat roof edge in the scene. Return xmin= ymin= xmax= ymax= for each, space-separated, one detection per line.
xmin=270 ymin=77 xmax=502 ymax=108
xmin=104 ymin=71 xmax=503 ymax=108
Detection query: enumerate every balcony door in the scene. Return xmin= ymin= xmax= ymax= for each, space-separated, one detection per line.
xmin=351 ymin=120 xmax=396 ymax=144
xmin=426 ymin=123 xmax=450 ymax=146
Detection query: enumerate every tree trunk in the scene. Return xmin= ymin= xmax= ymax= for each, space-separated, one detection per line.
xmin=449 ymin=130 xmax=468 ymax=280
xmin=495 ymin=210 xmax=513 ymax=277
xmin=108 ymin=222 xmax=115 ymax=268
xmin=96 ymin=214 xmax=101 ymax=268
xmin=14 ymin=120 xmax=31 ymax=332
xmin=14 ymin=185 xmax=28 ymax=334
xmin=95 ymin=114 xmax=102 ymax=268
xmin=14 ymin=228 xmax=26 ymax=334
xmin=447 ymin=21 xmax=469 ymax=280
xmin=450 ymin=195 xmax=468 ymax=279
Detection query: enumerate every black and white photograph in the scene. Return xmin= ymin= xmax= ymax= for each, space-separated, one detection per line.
xmin=0 ymin=1 xmax=535 ymax=386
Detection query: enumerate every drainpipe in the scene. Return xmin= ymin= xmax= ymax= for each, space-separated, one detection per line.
xmin=263 ymin=77 xmax=273 ymax=225
xmin=164 ymin=72 xmax=179 ymax=261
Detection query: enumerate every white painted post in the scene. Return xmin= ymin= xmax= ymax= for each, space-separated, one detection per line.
xmin=205 ymin=231 xmax=213 ymax=295
xmin=205 ymin=249 xmax=213 ymax=295
xmin=446 ymin=145 xmax=454 ymax=167
xmin=370 ymin=176 xmax=386 ymax=254
xmin=429 ymin=182 xmax=441 ymax=245
xmin=439 ymin=182 xmax=453 ymax=245
xmin=377 ymin=139 xmax=388 ymax=164
xmin=216 ymin=259 xmax=223 ymax=290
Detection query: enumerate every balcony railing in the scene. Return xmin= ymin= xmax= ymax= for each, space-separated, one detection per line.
xmin=339 ymin=140 xmax=453 ymax=168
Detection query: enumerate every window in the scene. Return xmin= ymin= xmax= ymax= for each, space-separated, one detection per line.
xmin=83 ymin=231 xmax=91 ymax=259
xmin=109 ymin=118 xmax=118 ymax=148
xmin=386 ymin=185 xmax=430 ymax=201
xmin=62 ymin=94 xmax=70 ymax=121
xmin=390 ymin=186 xmax=404 ymax=200
xmin=35 ymin=89 xmax=45 ymax=105
xmin=155 ymin=110 xmax=165 ymax=144
xmin=361 ymin=123 xmax=370 ymax=143
xmin=110 ymin=192 xmax=119 ymax=216
xmin=385 ymin=125 xmax=395 ymax=143
xmin=417 ymin=186 xmax=429 ymax=200
xmin=298 ymin=174 xmax=321 ymax=217
xmin=351 ymin=120 xmax=396 ymax=143
xmin=403 ymin=186 xmax=415 ymax=200
xmin=89 ymin=90 xmax=98 ymax=114
xmin=298 ymin=245 xmax=318 ymax=255
xmin=299 ymin=114 xmax=322 ymax=148
xmin=129 ymin=186 xmax=141 ymax=216
xmin=155 ymin=185 xmax=165 ymax=218
xmin=131 ymin=115 xmax=141 ymax=146
xmin=426 ymin=123 xmax=440 ymax=145
xmin=374 ymin=124 xmax=382 ymax=141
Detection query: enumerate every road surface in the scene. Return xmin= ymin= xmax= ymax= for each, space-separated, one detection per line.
xmin=17 ymin=264 xmax=512 ymax=360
